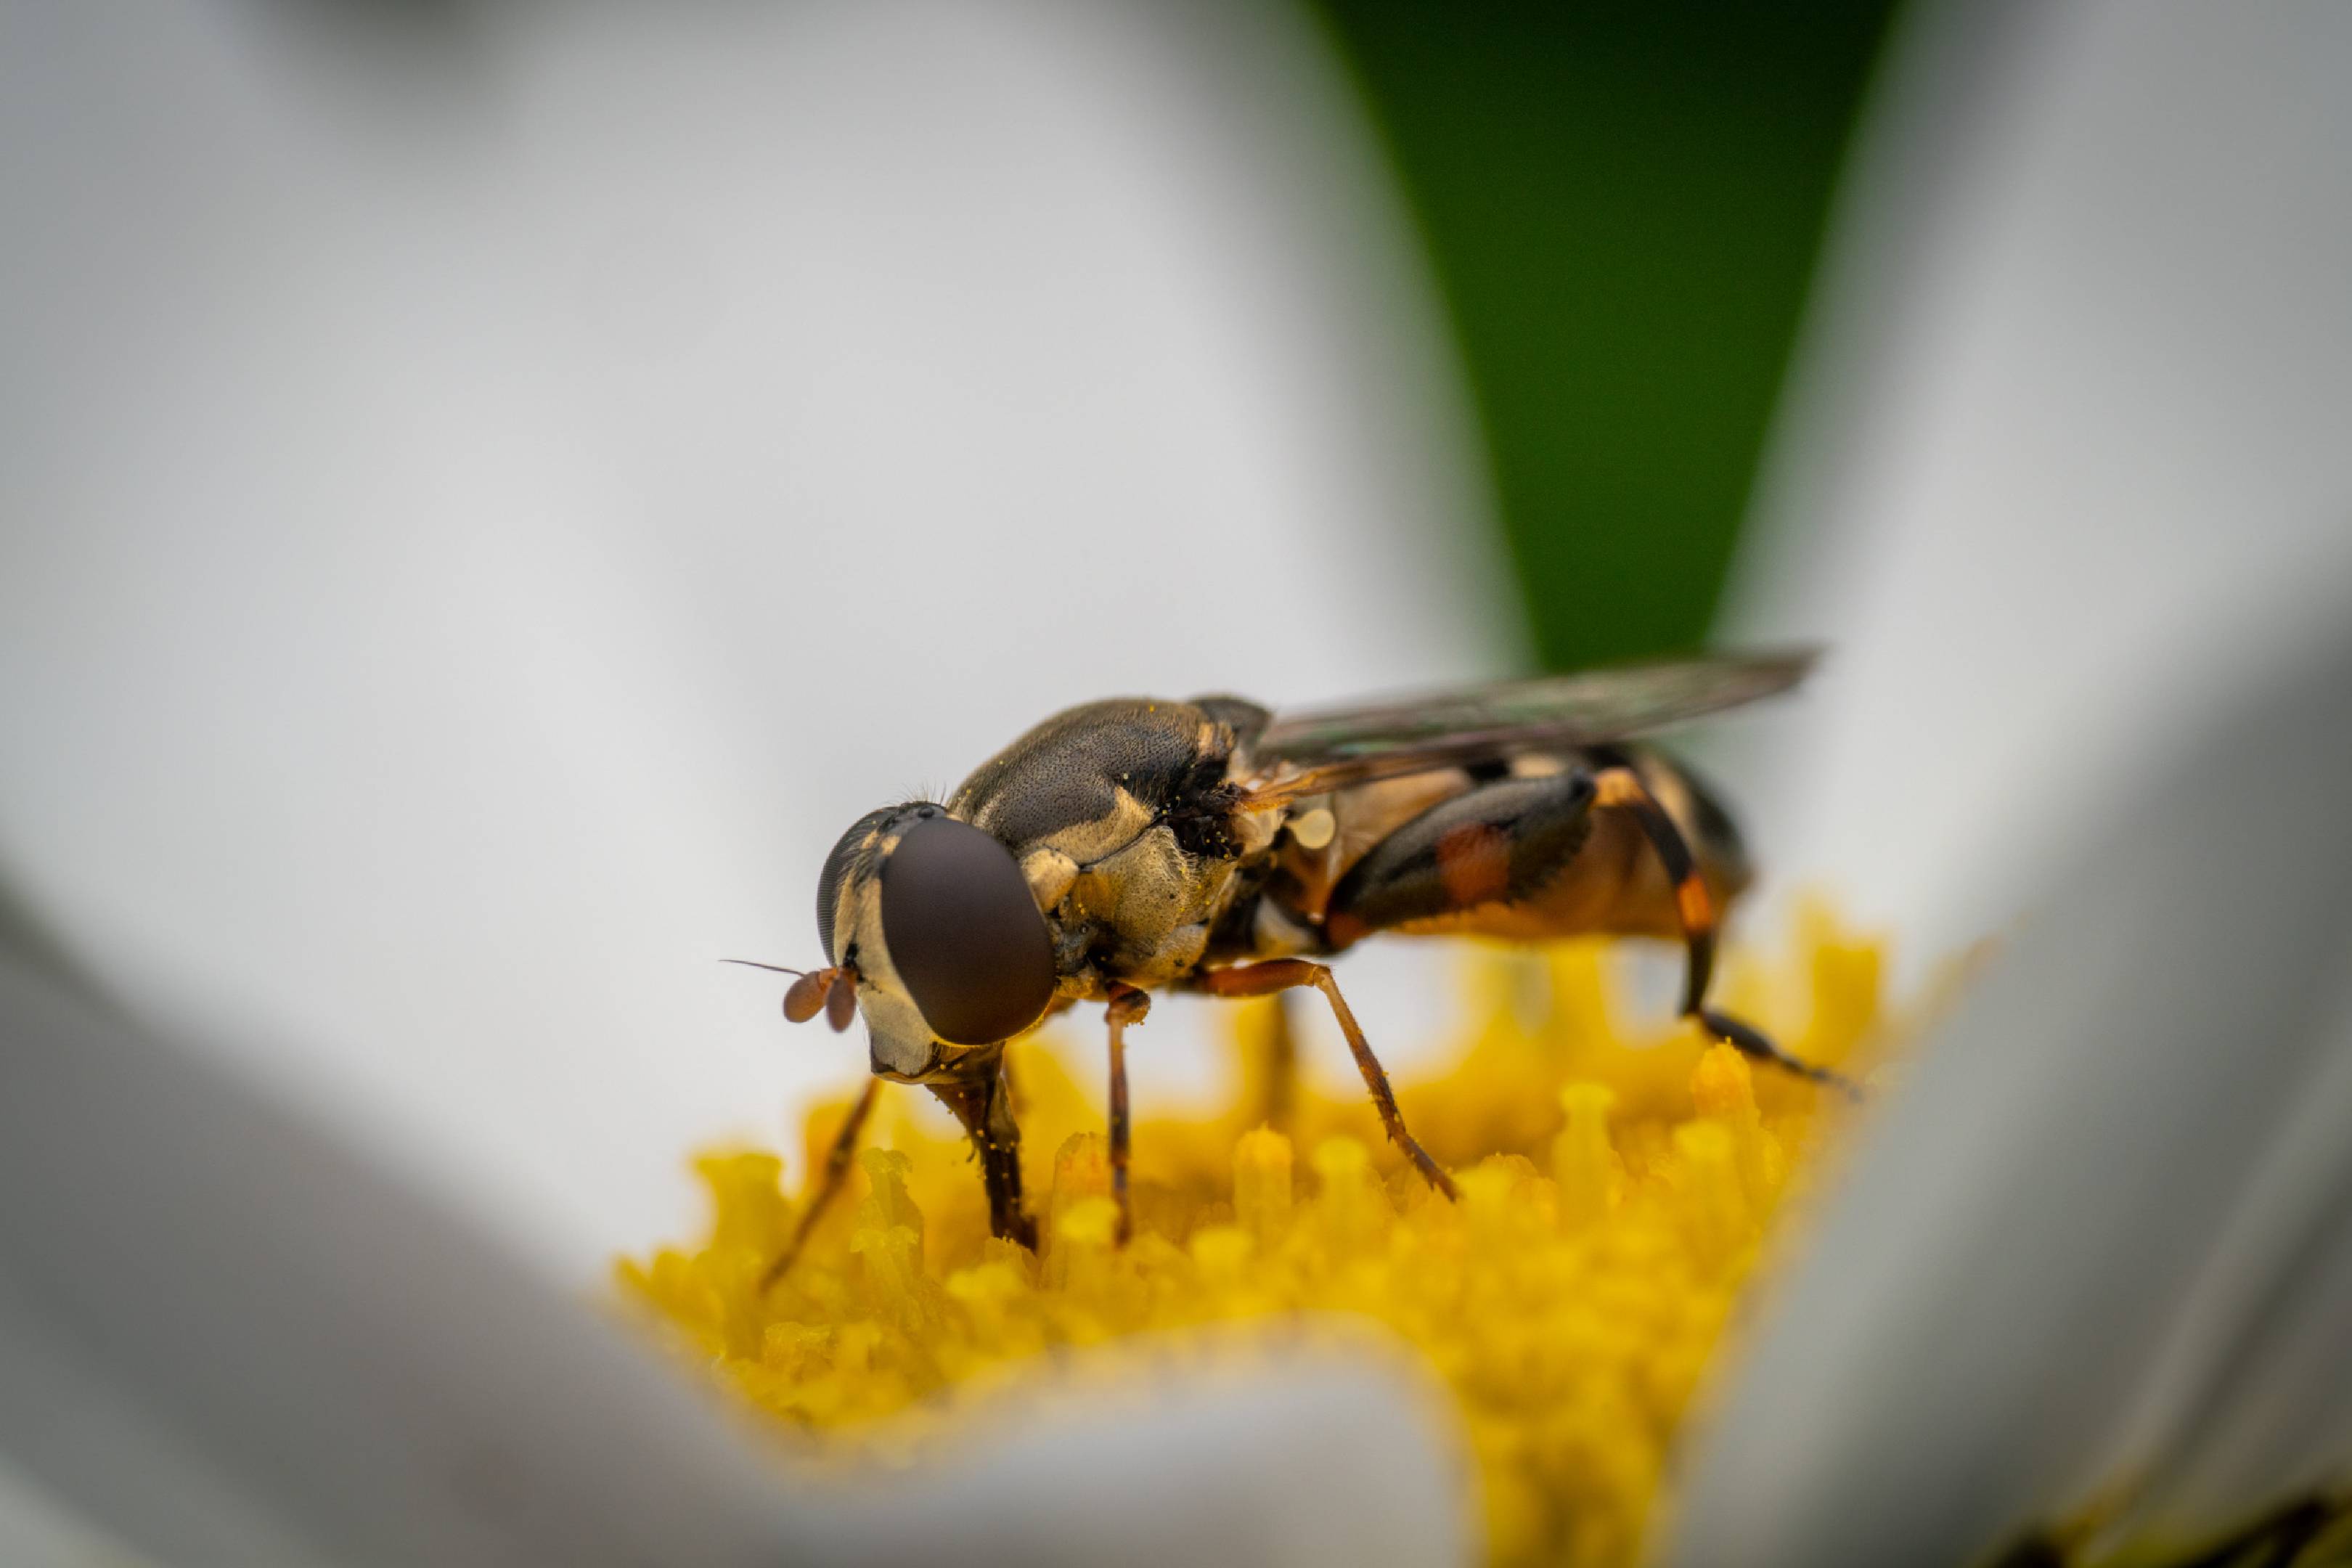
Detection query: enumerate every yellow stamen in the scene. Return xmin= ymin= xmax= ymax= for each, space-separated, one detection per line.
xmin=1553 ymin=1082 xmax=1618 ymax=1229
xmin=621 ymin=916 xmax=1890 ymax=1567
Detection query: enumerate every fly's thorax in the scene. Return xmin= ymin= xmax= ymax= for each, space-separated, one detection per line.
xmin=947 ymin=698 xmax=1225 ymax=846
xmin=927 ymin=695 xmax=1275 ymax=992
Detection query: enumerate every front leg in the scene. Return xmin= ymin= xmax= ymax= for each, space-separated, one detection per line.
xmin=760 ymin=1077 xmax=880 ymax=1292
xmin=925 ymin=1052 xmax=1037 ymax=1249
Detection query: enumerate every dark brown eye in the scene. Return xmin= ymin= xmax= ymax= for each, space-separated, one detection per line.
xmin=880 ymin=815 xmax=1055 ymax=1045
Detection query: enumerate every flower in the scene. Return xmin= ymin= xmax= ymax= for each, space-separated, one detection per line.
xmin=623 ymin=912 xmax=1892 ymax=1568
xmin=6 ymin=8 xmax=2348 ymax=1564
xmin=621 ymin=625 xmax=2352 ymax=1568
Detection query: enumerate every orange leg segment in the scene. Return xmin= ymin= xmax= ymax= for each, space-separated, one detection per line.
xmin=1595 ymin=766 xmax=1861 ymax=1098
xmin=1196 ymin=960 xmax=1459 ymax=1201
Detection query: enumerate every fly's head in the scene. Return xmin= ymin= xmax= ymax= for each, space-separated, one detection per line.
xmin=814 ymin=803 xmax=1058 ymax=1079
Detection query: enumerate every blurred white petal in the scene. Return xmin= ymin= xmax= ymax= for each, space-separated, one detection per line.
xmin=2095 ymin=977 xmax=2352 ymax=1555
xmin=1690 ymin=2 xmax=2352 ymax=1541
xmin=1660 ymin=623 xmax=2352 ymax=1567
xmin=1723 ymin=0 xmax=2352 ymax=960
xmin=0 ymin=951 xmax=807 ymax=1566
xmin=0 ymin=4 xmax=1493 ymax=1559
xmin=0 ymin=0 xmax=1502 ymax=1282
xmin=817 ymin=1356 xmax=1474 ymax=1568
xmin=0 ymin=1452 xmax=163 ymax=1568
xmin=0 ymin=946 xmax=1468 ymax=1567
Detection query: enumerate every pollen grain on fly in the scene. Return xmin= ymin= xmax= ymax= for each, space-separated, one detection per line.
xmin=621 ymin=908 xmax=1889 ymax=1568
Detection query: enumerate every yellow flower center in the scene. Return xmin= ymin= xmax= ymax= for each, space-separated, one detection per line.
xmin=621 ymin=910 xmax=1889 ymax=1568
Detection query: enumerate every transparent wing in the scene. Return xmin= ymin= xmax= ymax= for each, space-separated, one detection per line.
xmin=1239 ymin=649 xmax=1817 ymax=803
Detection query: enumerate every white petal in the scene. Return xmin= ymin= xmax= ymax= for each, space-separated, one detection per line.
xmin=1659 ymin=624 xmax=2352 ymax=1568
xmin=0 ymin=950 xmax=1471 ymax=1568
xmin=0 ymin=0 xmax=1500 ymax=1282
xmin=2094 ymin=973 xmax=2352 ymax=1554
xmin=808 ymin=1352 xmax=1475 ymax=1567
xmin=0 ymin=1451 xmax=163 ymax=1568
xmin=1720 ymin=0 xmax=2352 ymax=965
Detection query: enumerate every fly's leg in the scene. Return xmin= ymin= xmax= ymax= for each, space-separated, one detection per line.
xmin=761 ymin=1077 xmax=880 ymax=1291
xmin=1257 ymin=992 xmax=1299 ymax=1135
xmin=1195 ymin=960 xmax=1458 ymax=1201
xmin=1593 ymin=766 xmax=1863 ymax=1098
xmin=1103 ymin=983 xmax=1150 ymax=1244
xmin=926 ymin=1053 xmax=1038 ymax=1249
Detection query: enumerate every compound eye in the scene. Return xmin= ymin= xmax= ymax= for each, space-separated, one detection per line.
xmin=880 ymin=815 xmax=1055 ymax=1045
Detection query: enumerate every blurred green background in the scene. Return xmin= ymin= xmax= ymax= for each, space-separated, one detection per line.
xmin=1314 ymin=1 xmax=1901 ymax=671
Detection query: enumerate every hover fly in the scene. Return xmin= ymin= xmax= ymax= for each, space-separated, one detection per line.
xmin=738 ymin=651 xmax=1848 ymax=1282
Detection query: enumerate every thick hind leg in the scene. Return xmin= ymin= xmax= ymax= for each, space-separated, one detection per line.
xmin=1319 ymin=761 xmax=1856 ymax=1095
xmin=1593 ymin=767 xmax=1862 ymax=1097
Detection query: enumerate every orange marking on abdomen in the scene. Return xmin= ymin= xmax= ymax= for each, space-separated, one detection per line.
xmin=1437 ymin=822 xmax=1513 ymax=907
xmin=1675 ymin=872 xmax=1715 ymax=933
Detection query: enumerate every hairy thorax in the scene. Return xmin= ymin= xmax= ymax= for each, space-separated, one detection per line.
xmin=948 ymin=697 xmax=1273 ymax=1000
